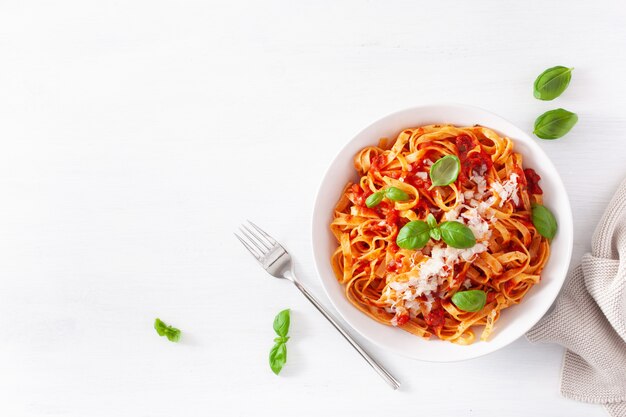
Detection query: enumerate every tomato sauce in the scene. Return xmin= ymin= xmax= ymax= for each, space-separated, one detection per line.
xmin=425 ymin=307 xmax=445 ymax=332
xmin=524 ymin=168 xmax=543 ymax=195
xmin=455 ymin=134 xmax=492 ymax=180
xmin=386 ymin=259 xmax=400 ymax=272
xmin=462 ymin=152 xmax=492 ymax=177
xmin=396 ymin=314 xmax=410 ymax=326
xmin=406 ymin=174 xmax=430 ymax=190
xmin=370 ymin=154 xmax=388 ymax=172
xmin=456 ymin=134 xmax=475 ymax=160
xmin=412 ymin=199 xmax=429 ymax=217
xmin=350 ymin=184 xmax=370 ymax=207
xmin=405 ymin=160 xmax=432 ymax=190
xmin=385 ymin=207 xmax=400 ymax=227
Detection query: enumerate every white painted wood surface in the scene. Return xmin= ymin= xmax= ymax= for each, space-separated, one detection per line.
xmin=0 ymin=1 xmax=624 ymax=415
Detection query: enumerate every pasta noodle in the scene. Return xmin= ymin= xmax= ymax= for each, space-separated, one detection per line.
xmin=330 ymin=125 xmax=550 ymax=344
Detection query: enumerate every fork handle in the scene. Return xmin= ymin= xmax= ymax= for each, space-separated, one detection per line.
xmin=292 ymin=279 xmax=401 ymax=390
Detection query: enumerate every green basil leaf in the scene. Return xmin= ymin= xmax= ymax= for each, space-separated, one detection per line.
xmin=532 ymin=203 xmax=558 ymax=239
xmin=154 ymin=318 xmax=181 ymax=343
xmin=269 ymin=342 xmax=287 ymax=375
xmin=426 ymin=213 xmax=437 ymax=229
xmin=274 ymin=336 xmax=290 ymax=344
xmin=154 ymin=318 xmax=166 ymax=336
xmin=273 ymin=309 xmax=290 ymax=337
xmin=439 ymin=221 xmax=476 ymax=249
xmin=365 ymin=191 xmax=384 ymax=208
xmin=429 ymin=155 xmax=460 ymax=187
xmin=396 ymin=220 xmax=430 ymax=250
xmin=451 ymin=290 xmax=486 ymax=312
xmin=385 ymin=186 xmax=409 ymax=201
xmin=533 ymin=66 xmax=573 ymax=100
xmin=429 ymin=226 xmax=441 ymax=241
xmin=533 ymin=108 xmax=578 ymax=139
xmin=269 ymin=309 xmax=290 ymax=375
xmin=426 ymin=214 xmax=441 ymax=240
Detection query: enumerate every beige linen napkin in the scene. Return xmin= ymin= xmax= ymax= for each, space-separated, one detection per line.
xmin=527 ymin=179 xmax=626 ymax=417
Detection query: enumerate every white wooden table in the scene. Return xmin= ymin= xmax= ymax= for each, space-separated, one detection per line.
xmin=0 ymin=1 xmax=624 ymax=416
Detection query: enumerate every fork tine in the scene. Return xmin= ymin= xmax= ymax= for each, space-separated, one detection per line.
xmin=234 ymin=232 xmax=262 ymax=260
xmin=247 ymin=220 xmax=277 ymax=245
xmin=239 ymin=226 xmax=269 ymax=255
xmin=241 ymin=223 xmax=271 ymax=251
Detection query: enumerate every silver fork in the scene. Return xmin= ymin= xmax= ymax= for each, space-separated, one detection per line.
xmin=235 ymin=220 xmax=400 ymax=390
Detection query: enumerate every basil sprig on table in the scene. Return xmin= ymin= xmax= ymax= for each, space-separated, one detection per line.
xmin=366 ymin=186 xmax=409 ymax=208
xmin=429 ymin=155 xmax=461 ymax=187
xmin=269 ymin=309 xmax=290 ymax=375
xmin=533 ymin=108 xmax=578 ymax=139
xmin=452 ymin=290 xmax=487 ymax=312
xmin=531 ymin=203 xmax=558 ymax=239
xmin=154 ymin=318 xmax=181 ymax=342
xmin=533 ymin=66 xmax=573 ymax=100
xmin=396 ymin=213 xmax=476 ymax=250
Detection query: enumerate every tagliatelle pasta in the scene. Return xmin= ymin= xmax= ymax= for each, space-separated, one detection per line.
xmin=330 ymin=125 xmax=550 ymax=345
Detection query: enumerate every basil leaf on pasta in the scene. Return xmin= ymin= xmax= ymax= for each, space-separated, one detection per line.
xmin=452 ymin=290 xmax=487 ymax=312
xmin=429 ymin=155 xmax=460 ymax=187
xmin=532 ymin=203 xmax=558 ymax=239
xmin=439 ymin=221 xmax=476 ymax=249
xmin=273 ymin=309 xmax=290 ymax=337
xmin=533 ymin=108 xmax=578 ymax=139
xmin=533 ymin=66 xmax=573 ymax=101
xmin=396 ymin=220 xmax=430 ymax=250
xmin=385 ymin=186 xmax=409 ymax=202
xmin=365 ymin=191 xmax=384 ymax=208
xmin=269 ymin=342 xmax=287 ymax=375
xmin=426 ymin=213 xmax=437 ymax=229
xmin=426 ymin=214 xmax=441 ymax=240
xmin=429 ymin=226 xmax=441 ymax=241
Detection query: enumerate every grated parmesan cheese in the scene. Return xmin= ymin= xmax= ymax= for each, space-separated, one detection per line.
xmin=491 ymin=173 xmax=520 ymax=207
xmin=472 ymin=174 xmax=488 ymax=196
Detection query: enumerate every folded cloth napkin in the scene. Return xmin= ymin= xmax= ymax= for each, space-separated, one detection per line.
xmin=527 ymin=179 xmax=626 ymax=417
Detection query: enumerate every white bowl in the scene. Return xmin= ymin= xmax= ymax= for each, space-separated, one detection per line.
xmin=311 ymin=104 xmax=573 ymax=362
